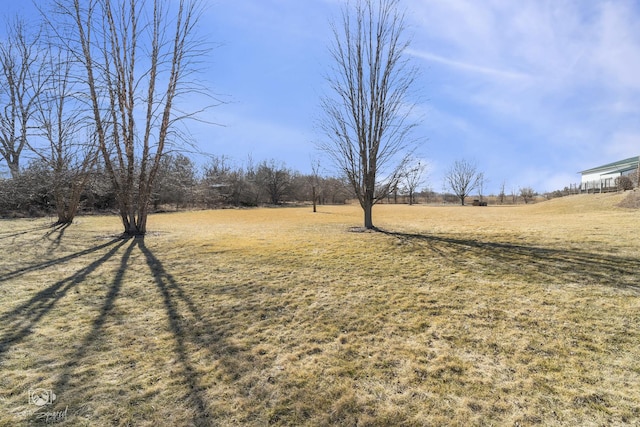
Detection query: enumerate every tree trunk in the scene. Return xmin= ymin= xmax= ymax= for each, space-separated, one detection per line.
xmin=363 ymin=187 xmax=375 ymax=229
xmin=137 ymin=202 xmax=149 ymax=235
xmin=364 ymin=202 xmax=374 ymax=229
xmin=119 ymin=205 xmax=145 ymax=237
xmin=7 ymin=160 xmax=19 ymax=180
xmin=122 ymin=215 xmax=145 ymax=236
xmin=312 ymin=185 xmax=317 ymax=213
xmin=363 ymin=171 xmax=376 ymax=229
xmin=121 ymin=206 xmax=148 ymax=237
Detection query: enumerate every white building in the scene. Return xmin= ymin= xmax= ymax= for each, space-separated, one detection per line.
xmin=579 ymin=156 xmax=639 ymax=192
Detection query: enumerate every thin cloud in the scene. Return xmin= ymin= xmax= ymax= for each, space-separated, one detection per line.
xmin=406 ymin=49 xmax=532 ymax=81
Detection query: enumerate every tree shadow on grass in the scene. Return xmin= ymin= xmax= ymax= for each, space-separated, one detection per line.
xmin=0 ymin=237 xmax=122 ymax=283
xmin=135 ymin=237 xmax=217 ymax=425
xmin=46 ymin=237 xmax=244 ymax=425
xmin=377 ymin=229 xmax=640 ymax=292
xmin=2 ymin=230 xmax=247 ymax=424
xmin=53 ymin=237 xmax=137 ymax=395
xmin=0 ymin=238 xmax=127 ymax=361
xmin=0 ymin=223 xmax=52 ymax=240
xmin=42 ymin=222 xmax=71 ymax=253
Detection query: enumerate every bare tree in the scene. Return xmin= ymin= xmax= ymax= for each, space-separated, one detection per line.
xmin=319 ymin=0 xmax=419 ymax=229
xmin=200 ymin=155 xmax=234 ymax=207
xmin=402 ymin=158 xmax=427 ymax=205
xmin=0 ymin=18 xmax=47 ymax=179
xmin=310 ymin=158 xmax=321 ymax=212
xmin=31 ymin=44 xmax=98 ymax=224
xmin=444 ymin=159 xmax=482 ymax=206
xmin=255 ymin=160 xmax=291 ymax=205
xmin=498 ymin=180 xmax=506 ymax=205
xmin=322 ymin=176 xmax=352 ymax=204
xmin=49 ymin=0 xmax=208 ymax=236
xmin=477 ymin=172 xmax=487 ymax=204
xmin=615 ymin=176 xmax=633 ymax=191
xmin=519 ymin=187 xmax=536 ymax=204
xmin=153 ymin=153 xmax=197 ymax=209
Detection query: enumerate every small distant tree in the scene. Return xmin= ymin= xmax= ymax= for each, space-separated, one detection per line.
xmin=444 ymin=159 xmax=482 ymax=206
xmin=498 ymin=181 xmax=506 ymax=205
xmin=323 ymin=176 xmax=352 ymax=204
xmin=519 ymin=187 xmax=536 ymax=204
xmin=201 ymin=155 xmax=233 ymax=207
xmin=153 ymin=154 xmax=197 ymax=209
xmin=173 ymin=155 xmax=197 ymax=208
xmin=422 ymin=186 xmax=436 ymax=204
xmin=310 ymin=158 xmax=321 ymax=212
xmin=255 ymin=160 xmax=291 ymax=205
xmin=477 ymin=172 xmax=487 ymax=204
xmin=402 ymin=159 xmax=427 ymax=205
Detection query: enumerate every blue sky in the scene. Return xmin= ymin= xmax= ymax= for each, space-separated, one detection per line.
xmin=3 ymin=0 xmax=640 ymax=194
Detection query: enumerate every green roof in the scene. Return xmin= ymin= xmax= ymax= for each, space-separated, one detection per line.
xmin=580 ymin=156 xmax=639 ymax=175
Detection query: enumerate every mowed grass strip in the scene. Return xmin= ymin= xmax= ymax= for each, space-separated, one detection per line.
xmin=0 ymin=192 xmax=639 ymax=426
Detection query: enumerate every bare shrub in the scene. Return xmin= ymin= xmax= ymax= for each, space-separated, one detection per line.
xmin=615 ymin=176 xmax=634 ymax=191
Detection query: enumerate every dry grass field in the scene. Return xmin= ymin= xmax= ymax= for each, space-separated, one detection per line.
xmin=0 ymin=192 xmax=639 ymax=426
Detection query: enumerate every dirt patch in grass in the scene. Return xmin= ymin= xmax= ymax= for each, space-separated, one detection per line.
xmin=0 ymin=195 xmax=639 ymax=426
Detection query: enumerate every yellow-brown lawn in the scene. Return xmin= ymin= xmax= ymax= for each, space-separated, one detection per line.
xmin=0 ymin=192 xmax=638 ymax=426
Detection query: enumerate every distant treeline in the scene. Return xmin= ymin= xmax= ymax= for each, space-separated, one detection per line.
xmin=2 ymin=153 xmax=592 ymax=218
xmin=0 ymin=155 xmax=354 ymax=217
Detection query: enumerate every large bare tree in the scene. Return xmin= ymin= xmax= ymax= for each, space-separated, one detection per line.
xmin=319 ymin=0 xmax=419 ymax=229
xmin=0 ymin=18 xmax=47 ymax=179
xmin=48 ymin=0 xmax=207 ymax=235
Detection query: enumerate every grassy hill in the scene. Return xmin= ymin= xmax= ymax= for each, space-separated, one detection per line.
xmin=0 ymin=195 xmax=638 ymax=426
xmin=527 ymin=191 xmax=631 ymax=213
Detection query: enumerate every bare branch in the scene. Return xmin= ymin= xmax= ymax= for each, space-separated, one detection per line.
xmin=0 ymin=18 xmax=48 ymax=178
